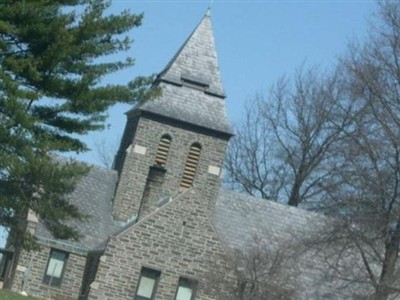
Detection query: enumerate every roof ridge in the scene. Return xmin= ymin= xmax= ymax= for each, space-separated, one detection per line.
xmin=218 ymin=188 xmax=328 ymax=220
xmin=113 ymin=187 xmax=233 ymax=260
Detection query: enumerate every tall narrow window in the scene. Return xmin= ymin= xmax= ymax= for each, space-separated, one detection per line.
xmin=154 ymin=134 xmax=172 ymax=167
xmin=43 ymin=249 xmax=68 ymax=287
xmin=175 ymin=277 xmax=197 ymax=300
xmin=180 ymin=143 xmax=201 ymax=188
xmin=135 ymin=268 xmax=161 ymax=300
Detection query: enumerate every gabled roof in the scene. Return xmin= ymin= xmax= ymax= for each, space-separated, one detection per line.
xmin=35 ymin=165 xmax=120 ymax=253
xmin=114 ymin=188 xmax=227 ymax=254
xmin=137 ymin=11 xmax=232 ymax=136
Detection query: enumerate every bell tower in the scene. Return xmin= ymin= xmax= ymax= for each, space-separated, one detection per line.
xmin=112 ymin=11 xmax=232 ymax=223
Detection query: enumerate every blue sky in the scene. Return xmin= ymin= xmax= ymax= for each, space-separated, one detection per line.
xmin=71 ymin=0 xmax=376 ymax=166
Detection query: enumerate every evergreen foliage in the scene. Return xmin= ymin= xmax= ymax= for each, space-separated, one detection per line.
xmin=0 ymin=0 xmax=155 ymax=247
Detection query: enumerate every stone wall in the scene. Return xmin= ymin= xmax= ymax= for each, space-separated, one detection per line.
xmin=89 ymin=189 xmax=232 ymax=300
xmin=112 ymin=112 xmax=229 ymax=222
xmin=12 ymin=245 xmax=87 ymax=300
xmin=113 ymin=112 xmax=140 ymax=176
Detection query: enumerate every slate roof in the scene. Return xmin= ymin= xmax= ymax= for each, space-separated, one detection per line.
xmin=136 ymin=12 xmax=232 ymax=135
xmin=213 ymin=189 xmax=327 ymax=250
xmin=139 ymin=83 xmax=232 ymax=135
xmin=35 ymin=165 xmax=120 ymax=252
xmin=34 ymin=165 xmax=328 ymax=256
xmin=213 ymin=189 xmax=333 ymax=300
xmin=158 ymin=11 xmax=224 ymax=97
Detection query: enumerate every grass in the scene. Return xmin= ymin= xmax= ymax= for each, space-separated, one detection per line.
xmin=0 ymin=289 xmax=41 ymax=300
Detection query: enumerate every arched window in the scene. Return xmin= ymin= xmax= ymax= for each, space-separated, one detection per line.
xmin=180 ymin=143 xmax=201 ymax=188
xmin=154 ymin=134 xmax=172 ymax=167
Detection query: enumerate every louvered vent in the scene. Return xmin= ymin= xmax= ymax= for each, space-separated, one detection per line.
xmin=154 ymin=135 xmax=171 ymax=166
xmin=180 ymin=143 xmax=201 ymax=188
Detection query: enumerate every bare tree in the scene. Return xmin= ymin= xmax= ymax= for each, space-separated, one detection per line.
xmin=312 ymin=2 xmax=400 ymax=300
xmin=206 ymin=236 xmax=299 ymax=300
xmin=224 ymin=96 xmax=285 ymax=200
xmin=94 ymin=137 xmax=119 ymax=169
xmin=226 ymin=2 xmax=400 ymax=299
xmin=225 ymin=68 xmax=352 ymax=207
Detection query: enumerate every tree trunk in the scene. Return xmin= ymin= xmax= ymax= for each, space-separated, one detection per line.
xmin=374 ymin=287 xmax=390 ymax=300
xmin=3 ymin=210 xmax=28 ymax=290
xmin=374 ymin=221 xmax=400 ymax=300
xmin=3 ymin=243 xmax=21 ymax=290
xmin=236 ymin=281 xmax=246 ymax=300
xmin=288 ymin=180 xmax=301 ymax=207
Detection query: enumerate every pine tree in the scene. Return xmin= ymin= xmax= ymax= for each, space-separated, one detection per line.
xmin=0 ymin=0 xmax=154 ymax=251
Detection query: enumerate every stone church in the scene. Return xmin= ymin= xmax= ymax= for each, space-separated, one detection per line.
xmin=6 ymin=11 xmax=337 ymax=300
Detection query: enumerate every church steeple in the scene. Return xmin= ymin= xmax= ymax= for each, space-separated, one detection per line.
xmin=113 ymin=12 xmax=232 ymax=222
xmin=138 ymin=11 xmax=232 ymax=135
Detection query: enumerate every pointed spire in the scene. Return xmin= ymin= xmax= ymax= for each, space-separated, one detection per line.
xmin=138 ymin=12 xmax=232 ymax=136
xmin=158 ymin=11 xmax=225 ymax=97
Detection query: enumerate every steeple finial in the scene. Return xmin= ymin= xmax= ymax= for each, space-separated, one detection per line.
xmin=206 ymin=0 xmax=213 ymax=17
xmin=206 ymin=2 xmax=212 ymax=17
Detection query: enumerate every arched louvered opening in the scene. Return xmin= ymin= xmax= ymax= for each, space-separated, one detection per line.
xmin=180 ymin=143 xmax=201 ymax=188
xmin=154 ymin=134 xmax=172 ymax=167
